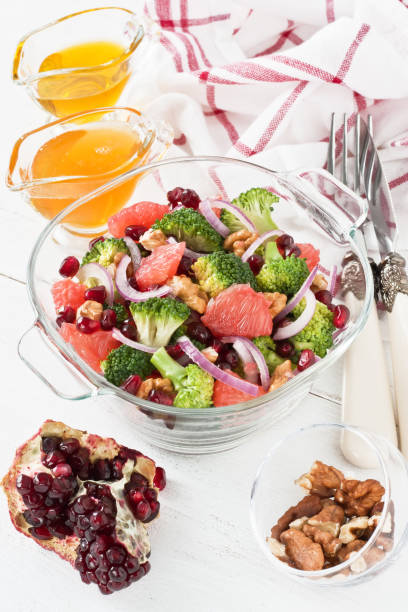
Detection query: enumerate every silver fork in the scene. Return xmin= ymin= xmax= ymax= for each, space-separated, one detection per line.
xmin=327 ymin=114 xmax=398 ymax=459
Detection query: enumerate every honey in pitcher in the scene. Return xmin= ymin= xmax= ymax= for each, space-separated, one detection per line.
xmin=35 ymin=41 xmax=132 ymax=117
xmin=26 ymin=122 xmax=152 ymax=230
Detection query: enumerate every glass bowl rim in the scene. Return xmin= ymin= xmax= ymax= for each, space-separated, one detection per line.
xmin=25 ymin=155 xmax=373 ymax=416
xmin=13 ymin=7 xmax=145 ymax=86
xmin=249 ymin=422 xmax=394 ymax=581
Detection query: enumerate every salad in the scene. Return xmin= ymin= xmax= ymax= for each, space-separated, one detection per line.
xmin=52 ymin=186 xmax=350 ymax=409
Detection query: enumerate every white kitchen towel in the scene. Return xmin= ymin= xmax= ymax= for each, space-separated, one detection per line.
xmin=132 ymin=0 xmax=408 ymax=252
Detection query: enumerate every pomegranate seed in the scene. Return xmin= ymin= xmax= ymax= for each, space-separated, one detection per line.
xmin=120 ymin=319 xmax=138 ymax=341
xmin=134 ymin=500 xmax=151 ymax=521
xmin=297 ymin=349 xmax=316 ymax=371
xmin=212 ymin=338 xmax=223 ymax=353
xmin=187 ymin=322 xmax=212 ymax=345
xmin=166 ymin=344 xmax=184 ymax=360
xmin=76 ymin=316 xmax=100 ymax=334
xmin=125 ymin=557 xmax=140 ymax=574
xmin=218 ymin=346 xmax=238 ymax=368
xmin=29 ymin=525 xmax=52 ymax=540
xmin=276 ymin=340 xmax=295 ymax=358
xmin=49 ymin=522 xmax=73 ymax=539
xmin=130 ymin=490 xmax=144 ymax=504
xmin=219 ymin=361 xmax=232 ymax=371
xmin=53 ymin=463 xmax=73 ymax=477
xmin=59 ymin=256 xmax=79 ymax=278
xmin=89 ymin=236 xmax=105 ymax=250
xmin=315 ymin=290 xmax=332 ymax=307
xmin=276 ymin=234 xmax=294 ymax=250
xmin=23 ymin=510 xmax=44 ymax=527
xmin=177 ymin=255 xmax=197 ymax=277
xmin=41 ymin=437 xmax=61 ymax=453
xmin=144 ymin=488 xmax=158 ymax=502
xmin=23 ymin=492 xmax=44 ymax=508
xmin=16 ymin=474 xmax=33 ymax=495
xmin=168 ymin=187 xmax=200 ymax=210
xmin=121 ymin=374 xmax=142 ymax=395
xmin=106 ymin=546 xmax=126 ymax=565
xmin=247 ymin=254 xmax=264 ymax=275
xmin=59 ymin=438 xmax=80 ymax=455
xmin=84 ymin=285 xmax=106 ymax=304
xmin=92 ymin=459 xmax=112 ymax=481
xmin=153 ymin=467 xmax=166 ymax=491
xmin=69 ymin=448 xmax=90 ymax=479
xmin=148 ymin=390 xmax=174 ymax=406
xmin=33 ymin=472 xmax=52 ymax=494
xmin=101 ymin=309 xmax=117 ymax=330
xmin=43 ymin=450 xmax=66 ymax=469
xmin=56 ymin=315 xmax=65 ymax=327
xmin=333 ymin=304 xmax=350 ymax=329
xmin=288 ymin=246 xmax=301 ymax=258
xmin=125 ymin=225 xmax=147 ymax=241
xmin=58 ymin=306 xmax=76 ymax=323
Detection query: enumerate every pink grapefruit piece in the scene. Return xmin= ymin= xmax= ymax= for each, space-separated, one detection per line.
xmin=213 ymin=371 xmax=265 ymax=407
xmin=108 ymin=201 xmax=170 ymax=238
xmin=51 ymin=279 xmax=86 ymax=312
xmin=60 ymin=323 xmax=120 ymax=373
xmin=201 ymin=284 xmax=273 ymax=338
xmin=296 ymin=243 xmax=320 ymax=272
xmin=135 ymin=241 xmax=185 ymax=291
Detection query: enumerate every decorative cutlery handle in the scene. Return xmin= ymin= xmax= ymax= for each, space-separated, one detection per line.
xmin=388 ymin=294 xmax=408 ymax=457
xmin=342 ymin=299 xmax=397 ymax=467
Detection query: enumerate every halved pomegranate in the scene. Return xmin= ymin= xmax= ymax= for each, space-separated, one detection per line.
xmin=1 ymin=420 xmax=166 ymax=595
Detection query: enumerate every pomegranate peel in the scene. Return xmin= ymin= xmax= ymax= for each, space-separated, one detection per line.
xmin=1 ymin=420 xmax=166 ymax=594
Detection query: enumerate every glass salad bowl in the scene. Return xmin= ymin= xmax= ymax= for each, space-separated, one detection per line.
xmin=250 ymin=424 xmax=408 ymax=585
xmin=19 ymin=156 xmax=373 ymax=454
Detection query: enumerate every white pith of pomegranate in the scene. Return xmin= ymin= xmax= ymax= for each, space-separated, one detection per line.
xmin=1 ymin=421 xmax=166 ymax=595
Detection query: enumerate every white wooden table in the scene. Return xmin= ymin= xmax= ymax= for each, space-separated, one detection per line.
xmin=1 ymin=2 xmax=407 ymax=611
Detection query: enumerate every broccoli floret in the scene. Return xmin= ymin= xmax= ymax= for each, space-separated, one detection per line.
xmin=291 ymin=299 xmax=335 ymax=358
xmin=253 ymin=336 xmax=285 ymax=374
xmin=152 ymin=207 xmax=223 ymax=253
xmin=103 ymin=302 xmax=128 ymax=326
xmin=192 ymin=251 xmax=257 ymax=298
xmin=101 ymin=344 xmax=154 ymax=387
xmin=129 ymin=297 xmax=190 ymax=348
xmin=256 ymin=255 xmax=309 ymax=297
xmin=82 ymin=238 xmax=129 ymax=267
xmin=151 ymin=347 xmax=213 ymax=408
xmin=220 ymin=188 xmax=279 ymax=234
xmin=169 ymin=325 xmax=205 ymax=350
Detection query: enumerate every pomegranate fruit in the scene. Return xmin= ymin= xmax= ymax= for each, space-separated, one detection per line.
xmin=1 ymin=421 xmax=166 ymax=595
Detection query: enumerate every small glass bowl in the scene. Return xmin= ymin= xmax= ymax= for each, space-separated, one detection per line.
xmin=12 ymin=7 xmax=158 ymax=118
xmin=250 ymin=423 xmax=408 ymax=585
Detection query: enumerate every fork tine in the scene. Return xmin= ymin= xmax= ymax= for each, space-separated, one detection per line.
xmin=354 ymin=115 xmax=361 ymax=193
xmin=341 ymin=114 xmax=348 ymax=185
xmin=327 ymin=113 xmax=336 ymax=175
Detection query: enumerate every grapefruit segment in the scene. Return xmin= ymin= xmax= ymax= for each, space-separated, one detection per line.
xmin=296 ymin=243 xmax=320 ymax=272
xmin=51 ymin=279 xmax=86 ymax=312
xmin=201 ymin=284 xmax=273 ymax=338
xmin=135 ymin=242 xmax=185 ymax=291
xmin=213 ymin=371 xmax=265 ymax=407
xmin=108 ymin=201 xmax=169 ymax=238
xmin=60 ymin=323 xmax=120 ymax=372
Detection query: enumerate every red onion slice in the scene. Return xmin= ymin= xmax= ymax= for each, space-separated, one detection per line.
xmin=112 ymin=328 xmax=156 ymax=353
xmin=178 ymin=336 xmax=259 ymax=397
xmin=199 ymin=199 xmax=256 ymax=237
xmin=329 ymin=265 xmax=337 ymax=295
xmin=318 ymin=263 xmax=330 ymax=276
xmin=116 ymin=255 xmax=170 ymax=302
xmin=241 ymin=230 xmax=283 ymax=262
xmin=76 ymin=263 xmax=114 ymax=306
xmin=222 ymin=336 xmax=270 ymax=390
xmin=123 ymin=236 xmax=141 ymax=271
xmin=273 ymin=290 xmax=316 ymax=340
xmin=274 ymin=265 xmax=318 ymax=324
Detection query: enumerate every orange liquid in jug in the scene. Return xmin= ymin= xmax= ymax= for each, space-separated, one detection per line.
xmin=36 ymin=41 xmax=131 ymax=117
xmin=28 ymin=123 xmax=150 ymax=231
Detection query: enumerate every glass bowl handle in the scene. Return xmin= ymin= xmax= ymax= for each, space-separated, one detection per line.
xmin=284 ymin=167 xmax=368 ymax=243
xmin=18 ymin=322 xmax=96 ymax=401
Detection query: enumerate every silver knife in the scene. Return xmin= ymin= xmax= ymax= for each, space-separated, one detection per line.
xmin=360 ymin=116 xmax=408 ymax=456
